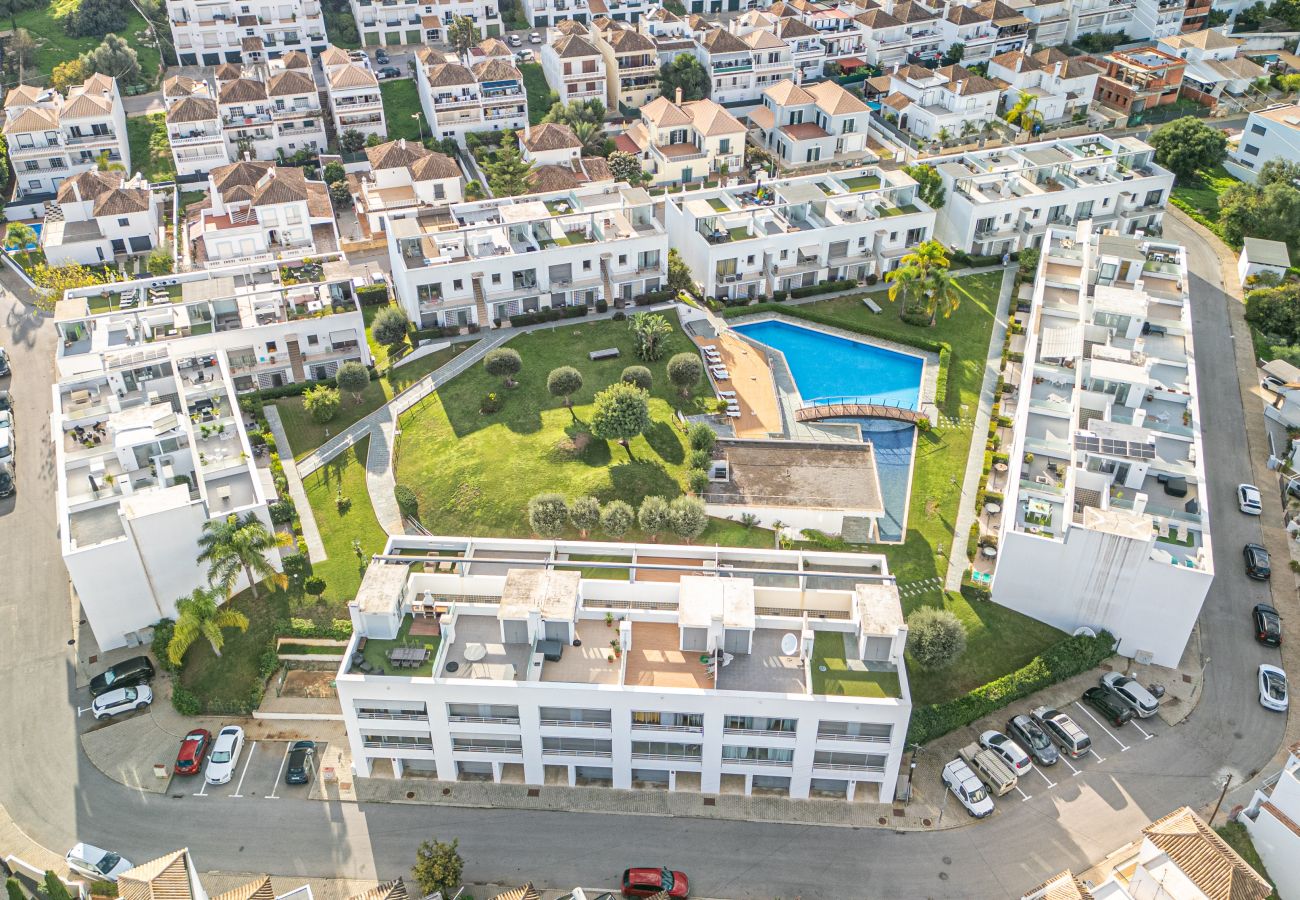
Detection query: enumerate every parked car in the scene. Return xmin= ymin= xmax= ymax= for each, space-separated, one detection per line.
xmin=205 ymin=725 xmax=246 ymax=785
xmin=1100 ymin=672 xmax=1160 ymax=718
xmin=529 ymin=31 xmax=542 ymax=43
xmin=1006 ymin=714 xmax=1058 ymax=766
xmin=0 ymin=389 xmax=11 ymax=411
xmin=1260 ymin=664 xmax=1289 ymax=712
xmin=0 ymin=427 xmax=12 ymax=466
xmin=89 ymin=655 xmax=156 ymax=696
xmin=1082 ymin=686 xmax=1134 ymax=726
xmin=66 ymin=844 xmax=132 ymax=882
xmin=1244 ymin=543 xmax=1271 ymax=580
xmin=507 ymin=33 xmax=522 ymax=46
xmin=941 ymin=759 xmax=994 ymax=818
xmin=378 ymin=66 xmax=402 ymax=79
xmin=516 ymin=48 xmax=535 ymax=62
xmin=621 ymin=866 xmax=688 ymax=898
xmin=1238 ymin=483 xmax=1263 ymax=515
xmin=1030 ymin=706 xmax=1091 ymax=759
xmin=0 ymin=461 xmax=13 ymax=498
xmin=0 ymin=347 xmax=10 ymax=376
xmin=1254 ymin=603 xmax=1282 ymax=646
xmin=285 ymin=740 xmax=316 ymax=784
xmin=374 ymin=48 xmax=390 ymax=64
xmin=174 ymin=728 xmax=212 ymax=776
xmin=91 ymin=685 xmax=153 ymax=720
xmin=978 ymin=730 xmax=1032 ymax=775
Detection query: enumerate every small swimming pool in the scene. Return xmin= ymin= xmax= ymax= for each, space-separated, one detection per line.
xmin=734 ymin=319 xmax=924 ymax=409
xmin=3 ymin=222 xmax=41 ymax=253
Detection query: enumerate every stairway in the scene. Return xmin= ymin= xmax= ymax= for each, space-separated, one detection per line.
xmin=599 ymin=254 xmax=615 ymax=307
xmin=471 ymin=274 xmax=489 ymax=327
xmin=286 ymin=338 xmax=306 ymax=382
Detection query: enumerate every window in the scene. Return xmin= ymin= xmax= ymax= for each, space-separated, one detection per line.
xmin=905 ymin=227 xmax=925 ymax=244
xmin=805 ymin=147 xmax=820 ymax=163
xmin=1243 ymin=144 xmax=1259 ymax=156
xmin=1144 ymin=189 xmax=1162 ymax=206
xmin=491 ymin=273 xmax=501 ymax=284
xmin=719 ymin=138 xmax=730 ymax=154
xmin=582 ymin=259 xmax=592 ymax=270
xmin=23 ymin=161 xmax=38 ymax=172
xmin=266 ymin=341 xmax=278 ymax=353
xmin=631 ymin=741 xmax=702 ymax=758
xmin=618 ymin=254 xmax=627 ymax=265
xmin=453 ymin=278 xmax=463 ymax=290
xmin=842 ymin=118 xmax=856 ymax=134
xmin=722 ymin=745 xmax=794 ymax=763
xmin=715 ymin=258 xmax=737 ymax=279
xmin=118 ymin=218 xmax=129 ymax=226
xmin=1250 ymin=123 xmax=1267 ymax=135
xmin=307 ymin=334 xmax=319 ymax=346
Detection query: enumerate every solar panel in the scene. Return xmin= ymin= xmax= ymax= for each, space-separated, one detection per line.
xmin=1074 ymin=431 xmax=1156 ymax=459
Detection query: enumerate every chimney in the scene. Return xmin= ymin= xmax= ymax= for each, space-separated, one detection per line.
xmin=675 ymin=86 xmax=683 ymax=104
xmin=524 ymin=119 xmax=531 ymax=140
xmin=398 ymin=137 xmax=406 ymax=150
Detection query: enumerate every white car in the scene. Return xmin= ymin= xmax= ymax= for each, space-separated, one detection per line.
xmin=507 ymin=33 xmax=522 ymax=46
xmin=91 ymin=685 xmax=153 ymax=720
xmin=1260 ymin=664 xmax=1289 ymax=712
xmin=1101 ymin=671 xmax=1160 ymax=718
xmin=1238 ymin=483 xmax=1263 ymax=515
xmin=528 ymin=31 xmax=542 ymax=43
xmin=205 ymin=725 xmax=245 ymax=784
xmin=978 ymin=729 xmax=1033 ymax=774
xmin=66 ymin=844 xmax=132 ymax=882
xmin=941 ymin=759 xmax=994 ymax=818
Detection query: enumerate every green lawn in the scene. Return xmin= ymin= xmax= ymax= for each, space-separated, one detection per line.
xmin=177 ymin=586 xmax=287 ymax=713
xmin=1216 ymin=823 xmax=1279 ymax=900
xmin=13 ymin=6 xmax=160 ymax=84
xmin=125 ymin=114 xmax=172 ymax=182
xmin=519 ymin=62 xmax=556 ymax=126
xmin=379 ymin=80 xmax=423 ymax=143
xmin=302 ymin=437 xmax=389 ymax=603
xmin=843 ymin=174 xmax=882 ymax=192
xmin=811 ymin=631 xmax=901 ymax=698
xmin=1170 ymin=164 xmax=1238 ymax=236
xmin=355 ymin=615 xmax=440 ymax=676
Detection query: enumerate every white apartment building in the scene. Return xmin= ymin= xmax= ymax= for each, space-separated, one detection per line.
xmin=991 ymin=227 xmax=1212 ymax=668
xmin=690 ymin=25 xmax=795 ymax=105
xmin=336 ymin=535 xmax=912 ymax=803
xmin=1240 ymin=743 xmax=1300 ymax=898
xmin=321 ymin=46 xmax=388 ymax=143
xmin=386 ymin=182 xmax=666 ymax=328
xmin=191 ymin=57 xmax=327 ymax=169
xmin=350 ymin=0 xmax=501 ymax=47
xmin=414 ymin=50 xmax=528 ymax=146
xmin=664 ymin=166 xmax=934 ymax=300
xmin=353 ymin=138 xmax=464 ymax=234
xmin=1022 ymin=807 xmax=1271 ymax=900
xmin=1130 ymin=0 xmax=1185 ymax=38
xmin=987 ymin=48 xmax=1103 ymax=124
xmin=931 ymin=134 xmax=1175 ymax=255
xmin=540 ymin=32 xmax=608 ymax=107
xmin=1064 ymin=0 xmax=1136 ymax=43
xmin=618 ymin=93 xmax=745 ymax=185
xmin=939 ymin=0 xmax=1030 ymax=64
xmin=187 ymin=160 xmax=339 ymax=266
xmin=43 ymin=171 xmax=160 ymax=266
xmin=1231 ymin=103 xmax=1300 ymax=179
xmin=170 ymin=0 xmax=328 ymax=66
xmin=639 ymin=8 xmax=698 ymax=65
xmin=750 ymin=78 xmax=872 ymax=167
xmin=163 ymin=75 xmax=230 ymax=179
xmin=1014 ymin=0 xmax=1070 ymax=48
xmin=3 ymin=75 xmax=130 ymax=220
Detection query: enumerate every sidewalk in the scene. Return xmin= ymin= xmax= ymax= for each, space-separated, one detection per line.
xmin=364 ymin=408 xmax=403 ymax=535
xmin=264 ymin=407 xmax=326 ymax=563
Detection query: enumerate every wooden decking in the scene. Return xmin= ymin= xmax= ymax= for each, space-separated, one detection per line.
xmin=794 ymin=402 xmax=927 ymax=424
xmin=693 ymin=333 xmax=782 ymax=438
xmin=624 ymin=621 xmax=713 ymax=690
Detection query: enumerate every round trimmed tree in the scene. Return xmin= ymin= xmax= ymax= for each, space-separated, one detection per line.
xmin=600 ymin=500 xmax=635 ymax=539
xmin=547 ymin=366 xmax=583 ymax=414
xmin=569 ymin=495 xmax=601 ymax=536
xmin=621 ymin=365 xmax=653 ymax=391
xmin=667 ymin=352 xmax=704 ymax=397
xmin=527 ymin=493 xmax=568 ymax=538
xmin=371 ymin=306 xmax=410 ymax=348
xmin=637 ymin=495 xmax=671 ymax=540
xmin=484 ymin=347 xmax=523 ymax=388
xmin=589 ymin=382 xmax=651 ymax=457
xmin=302 ymin=384 xmax=341 ymax=424
xmin=906 ymin=606 xmax=968 ymax=669
xmin=668 ymin=496 xmax=708 ymax=542
xmin=336 ymin=360 xmax=370 ymax=404
xmin=687 ymin=421 xmax=716 ymax=453
xmin=687 ymin=469 xmax=709 ymax=495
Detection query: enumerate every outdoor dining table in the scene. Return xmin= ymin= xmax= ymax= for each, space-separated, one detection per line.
xmin=388 ymin=647 xmax=427 ymax=664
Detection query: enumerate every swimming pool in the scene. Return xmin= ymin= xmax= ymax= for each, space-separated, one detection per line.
xmin=3 ymin=221 xmax=41 ymax=252
xmin=733 ymin=319 xmax=924 ymax=409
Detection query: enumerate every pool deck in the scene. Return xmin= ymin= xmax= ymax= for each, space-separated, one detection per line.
xmin=692 ymin=332 xmax=783 ymax=439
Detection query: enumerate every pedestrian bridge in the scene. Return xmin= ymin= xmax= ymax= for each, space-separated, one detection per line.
xmin=793 ymin=397 xmax=929 ymax=425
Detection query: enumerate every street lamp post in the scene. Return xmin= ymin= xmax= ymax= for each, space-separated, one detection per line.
xmin=412 ymin=112 xmax=425 ymax=143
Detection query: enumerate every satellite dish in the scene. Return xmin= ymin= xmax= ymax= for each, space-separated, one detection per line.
xmin=1073 ymin=626 xmax=1097 ymax=638
xmin=780 ymin=632 xmax=799 ymax=656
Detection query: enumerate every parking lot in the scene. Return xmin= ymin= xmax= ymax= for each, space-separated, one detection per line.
xmin=176 ymin=739 xmax=330 ymax=802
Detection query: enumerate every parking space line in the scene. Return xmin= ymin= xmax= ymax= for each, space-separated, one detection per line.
xmin=1032 ymin=766 xmax=1057 ymax=789
xmin=1131 ymin=719 xmax=1154 ymax=740
xmin=193 ymin=780 xmax=210 ymax=797
xmin=266 ymin=743 xmax=291 ymax=800
xmin=1014 ymin=783 xmax=1033 ymax=802
xmin=1072 ymin=702 xmax=1130 ymax=752
xmin=1062 ymin=756 xmax=1082 ymax=777
xmin=1088 ymin=748 xmax=1106 ymax=764
xmin=229 ymin=741 xmax=257 ymax=798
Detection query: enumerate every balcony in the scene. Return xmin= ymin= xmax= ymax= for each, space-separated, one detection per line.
xmin=712 ymin=61 xmax=753 ymax=74
xmin=63 ymin=131 xmax=118 ymax=147
xmin=223 ymin=113 xmax=273 ymax=127
xmin=333 ymin=97 xmax=383 ymax=112
xmin=170 ymin=131 xmax=222 ymax=146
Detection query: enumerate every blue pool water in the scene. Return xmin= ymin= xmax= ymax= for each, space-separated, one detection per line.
xmin=733 ymin=320 xmax=924 ymax=409
xmin=3 ymin=222 xmax=41 ymax=252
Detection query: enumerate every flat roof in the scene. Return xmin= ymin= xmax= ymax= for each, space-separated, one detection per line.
xmin=855 ymin=583 xmax=905 ymax=636
xmin=497 ymin=568 xmax=580 ymax=621
xmin=356 ymin=560 xmax=411 ymax=615
xmin=710 ymin=442 xmax=884 ymax=515
xmin=678 ymin=575 xmax=756 ymax=630
xmin=1244 ymin=237 xmax=1291 ymax=268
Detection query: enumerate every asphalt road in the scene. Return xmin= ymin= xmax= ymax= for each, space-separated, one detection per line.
xmin=0 ymin=223 xmax=1287 ymax=898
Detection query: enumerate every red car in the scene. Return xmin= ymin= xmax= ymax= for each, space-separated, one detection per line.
xmin=622 ymin=867 xmax=688 ymax=898
xmin=174 ymin=729 xmax=212 ymax=776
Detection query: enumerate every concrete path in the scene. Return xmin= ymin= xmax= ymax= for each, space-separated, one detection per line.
xmin=264 ymin=407 xmax=327 ymax=563
xmin=944 ymin=266 xmax=1015 ymax=591
xmin=364 ymin=409 xmax=404 ymax=535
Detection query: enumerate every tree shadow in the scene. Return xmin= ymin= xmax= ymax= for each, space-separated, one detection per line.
xmin=605 ymin=457 xmax=682 ymax=505
xmin=643 ymin=420 xmax=685 ymax=465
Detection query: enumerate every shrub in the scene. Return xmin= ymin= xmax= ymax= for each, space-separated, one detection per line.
xmin=278 ymin=617 xmax=353 ymax=640
xmin=371 ymin=306 xmax=410 ymax=348
xmin=633 ymin=288 xmax=674 ymax=306
xmin=668 ymin=496 xmax=708 ymax=541
xmin=171 ymin=686 xmax=201 ymax=716
xmin=595 ymin=299 xmax=608 ymax=313
xmin=687 ymin=469 xmax=709 ymax=494
xmin=336 ymin=361 xmax=370 ymax=403
xmin=638 ymin=495 xmax=671 ymax=539
xmin=773 ymin=290 xmax=789 ymax=302
xmin=302 ymin=384 xmax=341 ymax=423
xmin=600 ymin=499 xmax=635 ymax=538
xmin=528 ymin=493 xmax=569 ymax=537
xmin=394 ymin=483 xmax=419 ymax=519
xmin=356 ymin=283 xmax=390 ymax=306
xmin=304 ymin=576 xmax=326 ymax=600
xmin=621 ymin=365 xmax=653 ymax=391
xmin=152 ymin=619 xmax=180 ymax=673
xmin=484 ymin=347 xmax=523 ymax=387
xmin=547 ymin=366 xmax=583 ymax=408
xmin=269 ymin=500 xmax=296 ymax=525
xmin=480 ymin=391 xmax=503 ymax=413
xmin=790 ymin=278 xmax=857 ymax=299
xmin=687 ymin=449 xmax=711 ymax=470
xmin=906 ymin=607 xmax=968 ymax=669
xmin=686 ymin=422 xmax=717 ymax=453
xmin=590 ymin=382 xmax=651 ymax=449
xmin=612 ymin=311 xmax=627 ymax=321
xmin=667 ymin=352 xmax=704 ymax=396
xmin=282 ymin=552 xmax=309 ymax=590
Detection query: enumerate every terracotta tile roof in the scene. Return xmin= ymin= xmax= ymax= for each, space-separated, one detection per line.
xmin=478 ymin=37 xmax=513 ymax=57
xmin=580 ymin=155 xmax=611 ymax=182
xmin=211 ymin=876 xmax=276 ymax=900
xmin=700 ymin=27 xmax=749 ymax=54
xmin=268 ymin=69 xmax=317 ymax=97
xmin=553 ymin=19 xmax=589 ymax=34
xmin=214 ymin=63 xmax=244 ymax=81
xmin=614 ymin=131 xmax=642 ymax=153
xmin=891 ymin=1 xmax=936 ymax=22
xmin=1141 ymin=807 xmax=1272 ymax=900
xmin=1162 ymin=28 xmax=1240 ymax=51
xmin=281 ymin=50 xmax=311 ymax=69
xmin=218 ymin=78 xmax=269 ymax=104
xmin=61 ymin=91 xmax=113 ymax=119
xmin=472 ymin=58 xmax=522 ymax=82
xmin=347 ymin=880 xmax=408 ymax=900
xmin=777 ymin=17 xmax=819 ymax=36
xmin=938 ymin=64 xmax=1001 ymax=95
xmin=212 ymin=159 xmax=274 ymax=197
xmin=328 ymin=63 xmax=379 ymax=90
xmin=57 ymin=170 xmax=122 ymax=203
xmin=95 ymin=185 xmax=151 ymax=216
xmin=242 ymin=36 xmax=265 ymax=51
xmin=808 ymin=80 xmax=869 ymax=115
xmin=163 ymin=75 xmax=201 ymax=99
xmin=856 ymin=8 xmax=903 ymax=27
xmin=167 ymin=96 xmax=218 ymax=124
xmin=524 ymin=122 xmax=582 ymax=152
xmin=640 ymin=95 xmax=693 ymax=127
xmin=411 ymin=152 xmax=462 ymax=181
xmin=646 ymin=6 xmax=682 ymax=20
xmin=866 ymin=74 xmax=893 ymax=93
xmin=553 ymin=34 xmax=600 ymax=58
xmin=77 ymin=73 xmax=116 ymax=95
xmin=528 ymin=163 xmax=582 ymax=193
xmin=607 ymin=28 xmax=655 ymax=52
xmin=427 ymin=62 xmax=476 ymax=87
xmin=366 ymin=137 xmax=429 ymax=169
xmin=117 ymin=851 xmax=197 ymax=900
xmin=488 ymin=886 xmax=541 ymax=900
xmin=947 ymin=4 xmax=986 ymax=23
xmin=4 ymin=84 xmax=43 ymax=109
xmin=681 ymin=99 xmax=745 ymax=136
xmin=764 ymin=78 xmax=816 ymax=106
xmin=306 ymin=180 xmax=333 ymax=218
xmin=320 ymin=45 xmax=353 ymax=67
xmin=744 ymin=29 xmax=788 ymax=50
xmin=882 ymin=91 xmax=912 ymax=111
xmin=749 ymin=105 xmax=774 ymax=130
xmin=1019 ymin=869 xmax=1094 ymax=899
xmin=250 ymin=168 xmax=311 ymax=207
xmin=3 ymin=106 xmax=58 ymax=134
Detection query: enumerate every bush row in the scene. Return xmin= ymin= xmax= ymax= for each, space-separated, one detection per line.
xmin=907 ymin=629 xmax=1117 ymax=745
xmin=277 ymin=617 xmax=354 ymax=641
xmin=508 ymin=305 xmax=591 ymax=327
xmin=253 ymin=367 xmax=378 ymax=400
xmin=356 ymin=283 xmax=390 ymax=306
xmin=789 ymin=278 xmax=858 ymax=299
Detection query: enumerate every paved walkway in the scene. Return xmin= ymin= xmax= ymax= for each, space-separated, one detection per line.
xmin=264 ymin=406 xmax=326 ymax=563
xmin=365 ymin=408 xmax=403 ymax=535
xmin=944 ymin=266 xmax=1016 ymax=590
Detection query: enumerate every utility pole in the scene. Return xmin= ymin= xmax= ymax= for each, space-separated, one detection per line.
xmin=1208 ymin=773 xmax=1233 ymax=826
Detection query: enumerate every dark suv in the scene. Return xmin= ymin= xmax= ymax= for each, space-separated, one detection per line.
xmin=1254 ymin=604 xmax=1282 ymax=646
xmin=89 ymin=655 xmax=156 ymax=697
xmin=285 ymin=740 xmax=316 ymax=784
xmin=1244 ymin=543 xmax=1271 ymax=580
xmin=1083 ymin=687 xmax=1134 ymax=726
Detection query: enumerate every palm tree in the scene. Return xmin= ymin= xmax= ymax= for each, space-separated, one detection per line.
xmin=884 ymin=264 xmax=925 ymax=319
xmin=197 ymin=512 xmax=290 ymax=600
xmin=936 ymin=126 xmax=952 ymax=146
xmin=95 ymin=150 xmax=125 ymax=173
xmin=961 ymin=119 xmax=977 ymax=141
xmin=167 ymin=585 xmax=250 ymax=665
xmin=5 ymin=222 xmax=37 ymax=265
xmin=921 ymin=266 xmax=960 ymax=325
xmin=569 ymin=120 xmax=606 ymax=157
xmin=900 ymin=239 xmax=950 ymax=278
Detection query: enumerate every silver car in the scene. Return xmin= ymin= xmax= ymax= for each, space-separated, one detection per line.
xmin=1101 ymin=672 xmax=1159 ymax=718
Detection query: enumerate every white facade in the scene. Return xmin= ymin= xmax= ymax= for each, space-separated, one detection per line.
xmin=1241 ymin=745 xmax=1300 ymax=900
xmin=1158 ymin=29 xmax=1267 ymax=101
xmin=986 ymin=48 xmax=1102 ymax=124
xmin=619 ymin=94 xmax=746 ymax=186
xmin=170 ymin=0 xmax=328 ymax=67
xmin=1238 ymin=237 xmax=1291 ymax=287
xmin=884 ymin=64 xmax=1002 ymax=142
xmin=2 ymin=75 xmax=131 ymax=219
xmin=337 ymin=535 xmax=912 ymax=803
xmin=665 ymin=166 xmax=934 ymax=299
xmin=1065 ymin=0 xmax=1135 ymax=42
xmin=350 ymin=0 xmax=501 ymax=47
xmin=354 ymin=138 xmax=465 ymax=234
xmin=322 ymin=46 xmax=388 ymax=143
xmin=1231 ymin=103 xmax=1300 ymax=178
xmin=691 ymin=25 xmax=794 ymax=106
xmin=540 ymin=33 xmax=608 ymax=106
xmin=991 ymin=226 xmax=1213 ymax=668
xmin=385 ymin=181 xmax=667 ymax=328
xmin=163 ymin=76 xmax=232 ymax=179
xmin=931 ymin=133 xmax=1175 ymax=255
xmin=750 ymin=78 xmax=872 ymax=168
xmin=938 ymin=0 xmax=1030 ymax=64
xmin=1130 ymin=0 xmax=1185 ymax=38
xmin=43 ymin=171 xmax=161 ymax=266
xmin=414 ymin=50 xmax=528 ymax=146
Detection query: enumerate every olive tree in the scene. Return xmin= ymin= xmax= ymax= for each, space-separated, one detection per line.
xmin=569 ymin=495 xmax=601 ymax=536
xmin=600 ymin=500 xmax=635 ymax=538
xmin=668 ymin=496 xmax=708 ymax=542
xmin=302 ymin=384 xmax=341 ymax=424
xmin=906 ymin=606 xmax=968 ymax=669
xmin=484 ymin=347 xmax=523 ymax=388
xmin=637 ymin=495 xmax=671 ymax=540
xmin=370 ymin=305 xmax=410 ymax=348
xmin=547 ymin=365 xmax=583 ymax=415
xmin=621 ymin=365 xmax=653 ymax=391
xmin=589 ymin=382 xmax=651 ymax=457
xmin=527 ymin=493 xmax=569 ymax=537
xmin=667 ymin=352 xmax=704 ymax=397
xmin=335 ymin=360 xmax=370 ymax=404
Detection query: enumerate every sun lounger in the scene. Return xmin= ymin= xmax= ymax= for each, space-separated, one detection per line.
xmin=863 ymin=298 xmax=882 ymax=314
xmin=712 ymin=372 xmax=730 ymax=381
xmin=717 ymin=390 xmax=737 ymax=398
xmin=702 ymin=345 xmax=718 ymax=353
xmin=726 ymin=411 xmax=742 ymax=418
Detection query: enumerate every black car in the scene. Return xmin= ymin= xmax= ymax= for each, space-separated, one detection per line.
xmin=378 ymin=66 xmax=402 ymax=79
xmin=89 ymin=655 xmax=156 ymax=696
xmin=1254 ymin=603 xmax=1282 ymax=646
xmin=1082 ymin=687 xmax=1134 ymax=726
xmin=0 ymin=348 xmax=10 ymax=377
xmin=0 ymin=389 xmax=11 ymax=411
xmin=1006 ymin=713 xmax=1058 ymax=766
xmin=285 ymin=740 xmax=316 ymax=784
xmin=1244 ymin=543 xmax=1271 ymax=580
xmin=0 ymin=464 xmax=13 ymax=498
xmin=374 ymin=48 xmax=390 ymax=64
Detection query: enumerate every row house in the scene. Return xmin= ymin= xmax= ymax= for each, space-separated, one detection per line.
xmin=664 ymin=165 xmax=934 ymax=300
xmin=618 ymin=92 xmax=745 ymax=185
xmin=353 ymin=138 xmax=464 ymax=235
xmin=693 ymin=26 xmax=794 ymax=105
xmin=939 ymin=0 xmax=1029 ymax=64
xmin=337 ymin=536 xmax=912 ymax=804
xmin=1157 ymin=29 xmax=1266 ymax=105
xmin=855 ymin=3 xmax=943 ymax=69
xmin=539 ymin=33 xmax=608 ymax=107
xmin=385 ymin=182 xmax=667 ymax=328
xmin=1093 ymin=46 xmax=1186 ymax=117
xmin=2 ymin=75 xmax=130 ymax=219
xmin=163 ymin=75 xmax=229 ymax=179
xmin=43 ymin=170 xmax=159 ymax=266
xmin=187 ymin=160 xmax=339 ymax=265
xmin=52 ymin=262 xmax=368 ymax=650
xmin=200 ymin=55 xmax=329 ymax=172
xmin=322 ymin=45 xmax=388 ymax=143
xmin=883 ymin=63 xmax=1002 ymax=142
xmin=638 ymin=7 xmax=698 ymax=65
xmin=414 ymin=52 xmax=529 ymax=145
xmin=350 ymin=0 xmax=501 ymax=47
xmin=591 ymin=21 xmax=660 ymax=112
xmin=518 ymin=122 xmax=614 ymax=193
xmin=749 ymin=78 xmax=872 ymax=167
xmin=930 ymin=133 xmax=1175 ymax=255
xmin=986 ymin=47 xmax=1103 ymax=123
xmin=1016 ymin=0 xmax=1070 ymax=48
xmin=170 ymin=0 xmax=328 ymax=66
xmin=523 ymin=0 xmax=651 ymax=26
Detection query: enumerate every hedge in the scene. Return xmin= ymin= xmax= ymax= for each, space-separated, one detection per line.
xmin=634 ymin=288 xmax=675 ymax=306
xmin=277 ymin=617 xmax=354 ymax=641
xmin=255 ymin=368 xmax=378 ymax=400
xmin=356 ymin=283 xmax=390 ymax=306
xmin=789 ymin=278 xmax=858 ymax=299
xmin=907 ymin=629 xmax=1117 ymax=744
xmin=722 ymin=302 xmax=954 ymax=412
xmin=508 ymin=305 xmax=590 ymax=327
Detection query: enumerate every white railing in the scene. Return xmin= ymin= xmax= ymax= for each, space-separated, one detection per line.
xmin=540 ymin=719 xmax=612 ymax=728
xmin=447 ymin=715 xmax=520 ymax=725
